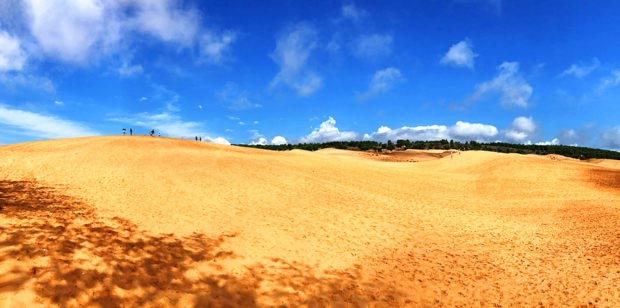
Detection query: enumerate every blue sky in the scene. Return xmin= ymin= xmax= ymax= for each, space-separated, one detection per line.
xmin=1 ymin=0 xmax=620 ymax=149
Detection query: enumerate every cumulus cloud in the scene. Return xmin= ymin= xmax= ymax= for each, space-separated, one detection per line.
xmin=271 ymin=136 xmax=287 ymax=145
xmin=536 ymin=138 xmax=559 ymax=146
xmin=366 ymin=125 xmax=450 ymax=142
xmin=601 ymin=128 xmax=620 ymax=149
xmin=0 ymin=31 xmax=27 ymax=72
xmin=250 ymin=137 xmax=267 ymax=145
xmin=358 ymin=67 xmax=403 ymax=101
xmin=299 ymin=116 xmax=358 ymax=143
xmin=468 ymin=61 xmax=532 ymax=108
xmin=270 ymin=23 xmax=322 ymax=96
xmin=440 ymin=39 xmax=477 ymax=69
xmin=0 ymin=104 xmax=98 ymax=139
xmin=110 ymin=111 xmax=229 ymax=144
xmin=366 ymin=121 xmax=498 ymax=142
xmin=352 ymin=33 xmax=393 ymax=59
xmin=560 ymin=58 xmax=600 ymax=78
xmin=200 ymin=30 xmax=237 ymax=64
xmin=449 ymin=121 xmax=498 ymax=141
xmin=341 ymin=3 xmax=368 ymax=22
xmin=504 ymin=116 xmax=537 ymax=143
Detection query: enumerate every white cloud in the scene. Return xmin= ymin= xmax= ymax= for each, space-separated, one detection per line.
xmin=200 ymin=30 xmax=237 ymax=64
xmin=536 ymin=138 xmax=559 ymax=146
xmin=24 ymin=0 xmax=120 ymax=63
xmin=440 ymin=39 xmax=477 ymax=69
xmin=449 ymin=121 xmax=498 ymax=141
xmin=110 ymin=111 xmax=229 ymax=144
xmin=367 ymin=125 xmax=450 ymax=142
xmin=352 ymin=33 xmax=392 ymax=59
xmin=53 ymin=100 xmax=63 ymax=106
xmin=0 ymin=31 xmax=27 ymax=72
xmin=358 ymin=67 xmax=403 ymax=100
xmin=599 ymin=70 xmax=620 ymax=91
xmin=20 ymin=0 xmax=222 ymax=65
xmin=341 ymin=3 xmax=368 ymax=22
xmin=367 ymin=121 xmax=498 ymax=142
xmin=299 ymin=116 xmax=357 ymax=143
xmin=468 ymin=61 xmax=532 ymax=108
xmin=0 ymin=104 xmax=98 ymax=139
xmin=250 ymin=137 xmax=267 ymax=145
xmin=560 ymin=58 xmax=600 ymax=78
xmin=504 ymin=116 xmax=537 ymax=143
xmin=271 ymin=136 xmax=287 ymax=145
xmin=129 ymin=0 xmax=199 ymax=46
xmin=117 ymin=62 xmax=143 ymax=77
xmin=270 ymin=23 xmax=322 ymax=96
xmin=216 ymin=83 xmax=262 ymax=110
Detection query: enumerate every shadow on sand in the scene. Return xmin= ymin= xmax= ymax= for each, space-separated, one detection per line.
xmin=0 ymin=180 xmax=402 ymax=306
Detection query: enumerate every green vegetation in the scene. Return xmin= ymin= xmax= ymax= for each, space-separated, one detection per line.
xmin=235 ymin=139 xmax=620 ymax=160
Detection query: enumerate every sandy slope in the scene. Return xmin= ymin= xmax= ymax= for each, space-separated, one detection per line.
xmin=1 ymin=136 xmax=619 ymax=307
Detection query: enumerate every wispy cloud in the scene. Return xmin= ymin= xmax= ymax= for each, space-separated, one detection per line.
xmin=200 ymin=30 xmax=237 ymax=64
xmin=0 ymin=104 xmax=98 ymax=139
xmin=560 ymin=58 xmax=600 ymax=78
xmin=467 ymin=61 xmax=532 ymax=108
xmin=352 ymin=33 xmax=393 ymax=60
xmin=0 ymin=30 xmax=26 ymax=72
xmin=601 ymin=127 xmax=620 ymax=149
xmin=216 ymin=83 xmax=262 ymax=110
xmin=117 ymin=62 xmax=144 ymax=77
xmin=0 ymin=72 xmax=54 ymax=92
xmin=341 ymin=3 xmax=368 ymax=22
xmin=15 ymin=0 xmax=229 ymax=66
xmin=440 ymin=39 xmax=477 ymax=69
xmin=270 ymin=22 xmax=322 ymax=96
xmin=358 ymin=67 xmax=403 ymax=101
xmin=299 ymin=116 xmax=358 ymax=143
xmin=599 ymin=70 xmax=620 ymax=91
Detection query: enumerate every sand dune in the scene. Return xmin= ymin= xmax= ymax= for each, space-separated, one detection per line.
xmin=1 ymin=136 xmax=619 ymax=307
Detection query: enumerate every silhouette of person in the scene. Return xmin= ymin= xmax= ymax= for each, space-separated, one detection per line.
xmin=195 ymin=136 xmax=198 ymax=141
xmin=199 ymin=136 xmax=202 ymax=142
xmin=122 ymin=128 xmax=126 ymax=135
xmin=150 ymin=129 xmax=154 ymax=136
xmin=130 ymin=128 xmax=133 ymax=135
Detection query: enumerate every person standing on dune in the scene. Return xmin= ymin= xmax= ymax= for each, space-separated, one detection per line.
xmin=130 ymin=128 xmax=132 ymax=136
xmin=122 ymin=128 xmax=126 ymax=135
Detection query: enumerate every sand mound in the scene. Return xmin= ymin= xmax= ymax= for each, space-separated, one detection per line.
xmin=316 ymin=148 xmax=455 ymax=162
xmin=1 ymin=136 xmax=620 ymax=306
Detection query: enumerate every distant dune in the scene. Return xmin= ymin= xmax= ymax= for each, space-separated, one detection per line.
xmin=1 ymin=136 xmax=619 ymax=306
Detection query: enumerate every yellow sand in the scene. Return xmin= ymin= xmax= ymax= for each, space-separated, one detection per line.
xmin=1 ymin=136 xmax=619 ymax=307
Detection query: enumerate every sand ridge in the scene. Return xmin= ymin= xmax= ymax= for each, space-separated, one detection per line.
xmin=1 ymin=136 xmax=619 ymax=306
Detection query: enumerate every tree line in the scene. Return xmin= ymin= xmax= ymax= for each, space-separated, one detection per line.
xmin=235 ymin=139 xmax=620 ymax=160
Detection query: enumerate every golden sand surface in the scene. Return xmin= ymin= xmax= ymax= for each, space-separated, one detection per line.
xmin=1 ymin=136 xmax=619 ymax=307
